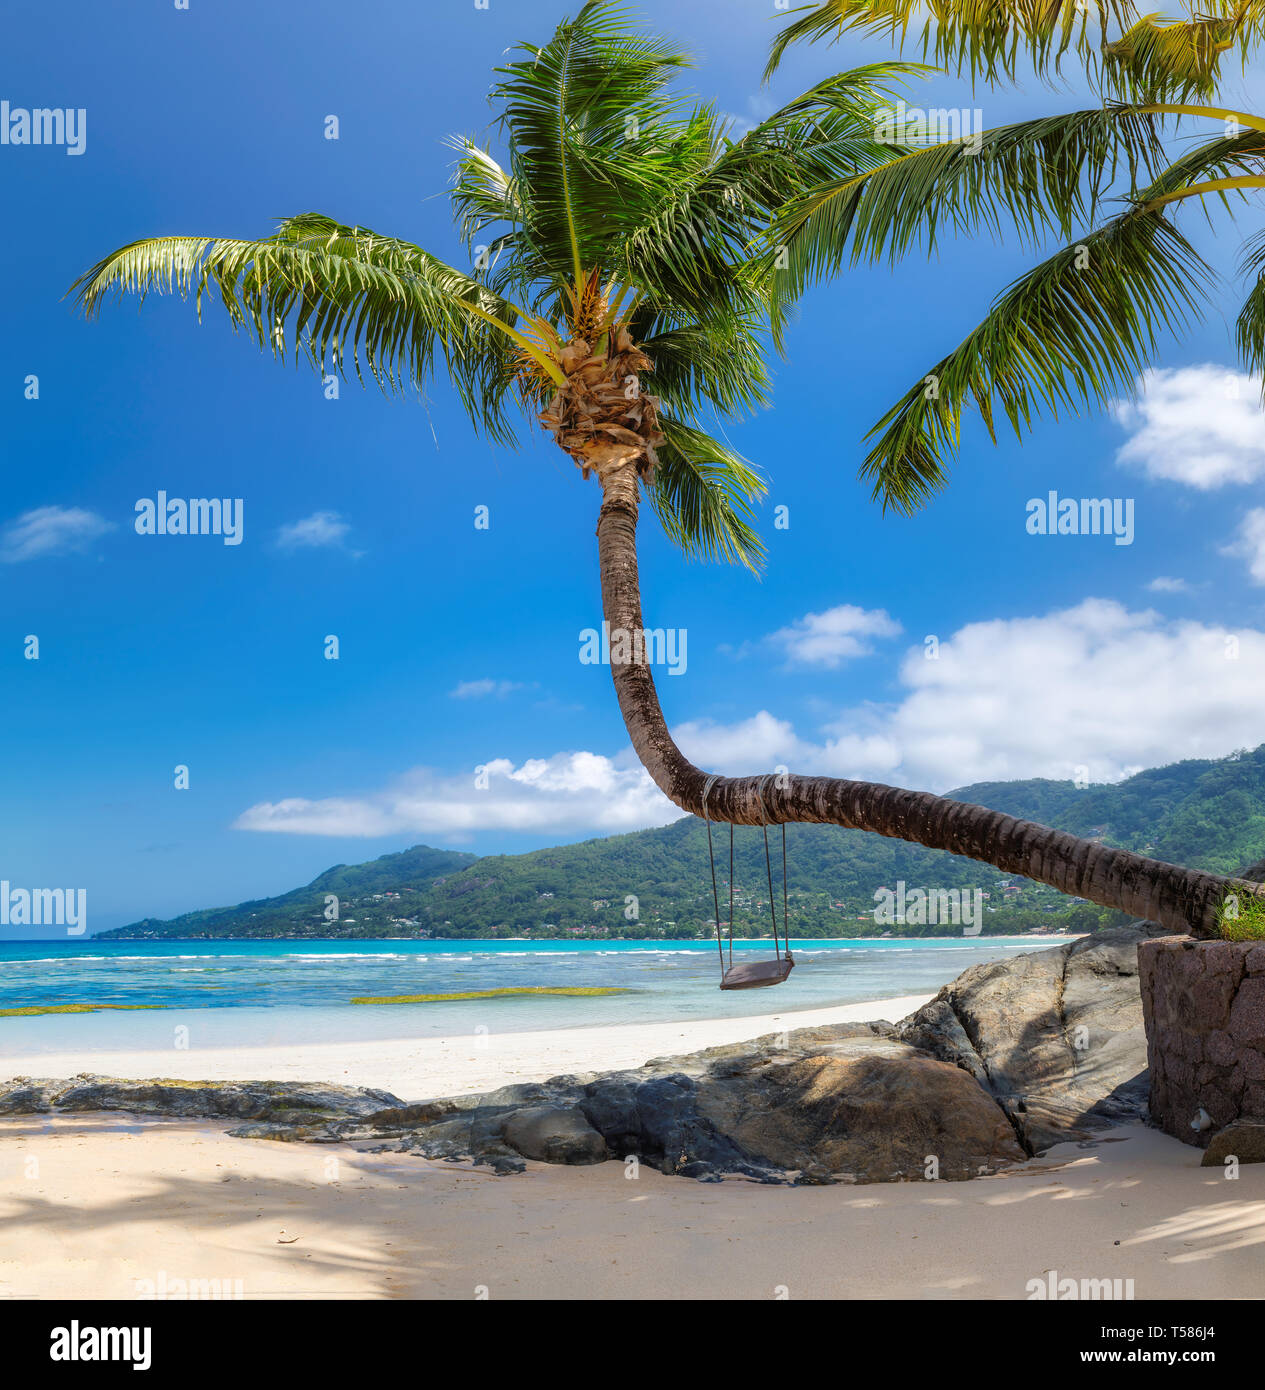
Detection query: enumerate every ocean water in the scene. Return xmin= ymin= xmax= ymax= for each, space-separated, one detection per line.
xmin=0 ymin=936 xmax=1073 ymax=1055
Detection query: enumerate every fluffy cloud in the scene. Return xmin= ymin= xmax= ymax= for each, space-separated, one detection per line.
xmin=450 ymin=679 xmax=525 ymax=699
xmin=0 ymin=506 xmax=112 ymax=563
xmin=1112 ymin=365 xmax=1265 ymax=488
xmin=236 ymin=600 xmax=1265 ymax=836
xmin=234 ymin=752 xmax=678 ymax=838
xmin=765 ymin=604 xmax=902 ymax=668
xmin=1146 ymin=577 xmax=1189 ymax=593
xmin=675 ymin=601 xmax=1265 ymax=791
xmin=276 ymin=511 xmax=354 ymax=551
xmin=674 ymin=710 xmax=806 ymax=769
xmin=1224 ymin=508 xmax=1265 ymax=585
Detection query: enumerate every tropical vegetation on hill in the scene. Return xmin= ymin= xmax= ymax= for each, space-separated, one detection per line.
xmin=100 ymin=748 xmax=1265 ymax=941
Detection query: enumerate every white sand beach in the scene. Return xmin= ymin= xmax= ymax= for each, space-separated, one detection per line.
xmin=6 ymin=991 xmax=1260 ymax=1302
xmin=0 ymin=994 xmax=933 ymax=1100
xmin=1 ymin=1115 xmax=1259 ymax=1300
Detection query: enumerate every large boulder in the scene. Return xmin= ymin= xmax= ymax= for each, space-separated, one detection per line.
xmin=897 ymin=923 xmax=1167 ymax=1151
xmin=367 ymin=1024 xmax=1025 ymax=1183
xmin=683 ymin=1033 xmax=1023 ymax=1181
xmin=1201 ymin=1118 xmax=1265 ymax=1167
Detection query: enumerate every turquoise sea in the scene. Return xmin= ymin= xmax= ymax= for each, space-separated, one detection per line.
xmin=0 ymin=936 xmax=1073 ymax=1055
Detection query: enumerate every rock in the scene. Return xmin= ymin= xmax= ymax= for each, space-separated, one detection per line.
xmin=502 ymin=1106 xmax=607 ymax=1165
xmin=0 ymin=1028 xmax=1026 ymax=1184
xmin=1201 ymin=1119 xmax=1265 ymax=1166
xmin=573 ymin=1025 xmax=1025 ymax=1182
xmin=686 ymin=1035 xmax=1024 ymax=1181
xmin=0 ymin=1075 xmax=403 ymax=1124
xmin=898 ymin=923 xmax=1167 ymax=1151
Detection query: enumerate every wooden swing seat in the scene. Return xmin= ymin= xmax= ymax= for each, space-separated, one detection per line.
xmin=720 ymin=953 xmax=795 ymax=990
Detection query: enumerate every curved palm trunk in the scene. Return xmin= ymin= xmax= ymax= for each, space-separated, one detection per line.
xmin=597 ymin=463 xmax=1241 ymax=939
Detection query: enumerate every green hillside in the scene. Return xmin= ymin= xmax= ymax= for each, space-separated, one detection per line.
xmin=100 ymin=746 xmax=1265 ymax=941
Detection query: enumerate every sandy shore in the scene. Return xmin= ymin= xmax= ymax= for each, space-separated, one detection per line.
xmin=1 ymin=1115 xmax=1258 ymax=1300
xmin=0 ymin=995 xmax=932 ymax=1101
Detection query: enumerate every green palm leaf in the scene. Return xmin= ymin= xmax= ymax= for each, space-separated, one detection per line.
xmin=767 ymin=104 xmax=1169 ymax=344
xmin=1236 ymin=228 xmax=1265 ymax=379
xmin=650 ymin=419 xmax=767 ymax=571
xmin=859 ymin=201 xmax=1213 ymax=512
xmin=70 ymin=214 xmax=530 ymax=443
xmin=767 ymin=0 xmax=1265 ymax=97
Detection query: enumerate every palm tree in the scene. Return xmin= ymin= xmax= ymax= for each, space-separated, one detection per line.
xmin=72 ymin=0 xmax=1255 ymax=936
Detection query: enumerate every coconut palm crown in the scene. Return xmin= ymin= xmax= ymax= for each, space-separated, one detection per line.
xmin=75 ymin=2 xmax=935 ymax=570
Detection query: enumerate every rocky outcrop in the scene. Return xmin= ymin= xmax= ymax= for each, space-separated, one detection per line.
xmin=897 ymin=923 xmax=1166 ymax=1151
xmin=1139 ymin=936 xmax=1265 ymax=1150
xmin=0 ymin=1076 xmax=400 ymax=1125
xmin=0 ymin=1028 xmax=1025 ymax=1184
xmin=569 ymin=1027 xmax=1025 ymax=1182
xmin=327 ymin=1025 xmax=1025 ymax=1181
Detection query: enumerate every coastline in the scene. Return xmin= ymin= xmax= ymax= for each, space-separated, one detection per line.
xmin=0 ymin=993 xmax=934 ymax=1100
xmin=5 ymin=964 xmax=1262 ymax=1303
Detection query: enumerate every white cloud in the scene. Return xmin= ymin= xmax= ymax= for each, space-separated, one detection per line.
xmin=1224 ymin=508 xmax=1265 ymax=584
xmin=276 ymin=510 xmax=354 ymax=551
xmin=235 ymin=601 xmax=1265 ymax=836
xmin=1146 ymin=576 xmax=1189 ymax=593
xmin=234 ymin=753 xmax=679 ymax=838
xmin=677 ymin=601 xmax=1265 ymax=791
xmin=1112 ymin=365 xmax=1265 ymax=489
xmin=766 ymin=604 xmax=902 ymax=668
xmin=0 ymin=506 xmax=112 ymax=563
xmin=450 ymin=679 xmax=525 ymax=700
xmin=674 ymin=711 xmax=806 ymax=769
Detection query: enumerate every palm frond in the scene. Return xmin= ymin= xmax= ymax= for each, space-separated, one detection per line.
xmin=619 ymin=65 xmax=923 ymax=325
xmin=859 ymin=198 xmax=1213 ymax=512
xmin=1237 ymin=227 xmax=1265 ymax=379
xmin=765 ymin=0 xmax=1131 ymax=85
xmin=767 ymin=104 xmax=1169 ymax=345
xmin=649 ymin=418 xmax=767 ymax=570
xmin=1105 ymin=3 xmax=1265 ymax=99
xmin=492 ymin=0 xmax=693 ymax=295
xmin=638 ymin=311 xmax=773 ymax=420
xmin=766 ymin=1 xmax=1264 ymax=97
xmin=70 ymin=214 xmax=528 ymax=443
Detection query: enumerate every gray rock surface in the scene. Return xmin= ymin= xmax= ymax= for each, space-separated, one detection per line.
xmin=897 ymin=923 xmax=1167 ymax=1151
xmin=0 ymin=1075 xmax=401 ymax=1122
xmin=502 ymin=1105 xmax=608 ymax=1165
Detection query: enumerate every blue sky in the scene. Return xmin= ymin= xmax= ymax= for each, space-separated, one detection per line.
xmin=4 ymin=0 xmax=1265 ymax=934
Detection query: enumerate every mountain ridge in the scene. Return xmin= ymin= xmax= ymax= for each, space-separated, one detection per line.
xmin=99 ymin=746 xmax=1265 ymax=940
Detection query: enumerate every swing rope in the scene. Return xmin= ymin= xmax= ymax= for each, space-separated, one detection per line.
xmin=701 ymin=775 xmax=725 ymax=975
xmin=728 ymin=822 xmax=734 ymax=969
xmin=755 ymin=776 xmax=781 ymax=962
